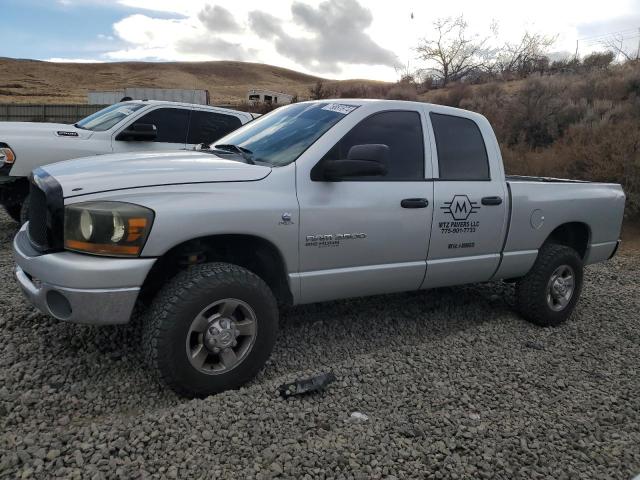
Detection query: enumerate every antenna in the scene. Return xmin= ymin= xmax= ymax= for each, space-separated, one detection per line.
xmin=193 ymin=79 xmax=196 ymax=105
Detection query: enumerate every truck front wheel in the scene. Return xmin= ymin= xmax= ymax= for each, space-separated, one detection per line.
xmin=515 ymin=243 xmax=583 ymax=327
xmin=142 ymin=262 xmax=278 ymax=398
xmin=3 ymin=204 xmax=22 ymax=223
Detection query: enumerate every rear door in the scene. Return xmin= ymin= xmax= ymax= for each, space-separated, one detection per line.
xmin=422 ymin=110 xmax=508 ymax=288
xmin=296 ymin=108 xmax=434 ymax=304
xmin=111 ymin=107 xmax=190 ymax=153
xmin=186 ymin=109 xmax=244 ymax=149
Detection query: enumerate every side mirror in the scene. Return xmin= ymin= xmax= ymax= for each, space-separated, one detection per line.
xmin=117 ymin=123 xmax=157 ymax=141
xmin=346 ymin=144 xmax=390 ymax=163
xmin=316 ymin=144 xmax=389 ymax=181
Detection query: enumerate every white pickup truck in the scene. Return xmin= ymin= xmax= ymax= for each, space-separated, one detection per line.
xmin=13 ymin=100 xmax=625 ymax=397
xmin=0 ymin=101 xmax=254 ymax=222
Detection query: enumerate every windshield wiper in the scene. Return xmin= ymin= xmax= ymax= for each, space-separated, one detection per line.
xmin=73 ymin=123 xmax=87 ymax=130
xmin=213 ymin=144 xmax=255 ymax=165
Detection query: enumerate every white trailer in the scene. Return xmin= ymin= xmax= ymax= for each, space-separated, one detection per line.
xmin=247 ymin=89 xmax=293 ymax=105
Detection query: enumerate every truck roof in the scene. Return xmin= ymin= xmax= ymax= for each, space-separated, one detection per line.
xmin=298 ymin=98 xmax=487 ymax=122
xmin=124 ymin=100 xmax=252 ymax=117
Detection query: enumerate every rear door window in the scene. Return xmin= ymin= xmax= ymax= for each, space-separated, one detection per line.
xmin=188 ymin=111 xmax=243 ymax=145
xmin=430 ymin=113 xmax=490 ymax=180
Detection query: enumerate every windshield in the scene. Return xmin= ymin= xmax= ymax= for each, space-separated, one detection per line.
xmin=212 ymin=102 xmax=358 ymax=166
xmin=75 ymin=102 xmax=146 ymax=131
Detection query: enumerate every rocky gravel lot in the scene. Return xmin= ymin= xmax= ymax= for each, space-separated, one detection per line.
xmin=0 ymin=210 xmax=639 ymax=479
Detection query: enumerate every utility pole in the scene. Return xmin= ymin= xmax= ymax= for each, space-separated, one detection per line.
xmin=574 ymin=39 xmax=579 ymax=60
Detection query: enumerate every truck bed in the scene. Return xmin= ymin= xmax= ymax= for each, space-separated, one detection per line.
xmin=501 ymin=178 xmax=624 ymax=268
xmin=506 ymin=175 xmax=591 ymax=184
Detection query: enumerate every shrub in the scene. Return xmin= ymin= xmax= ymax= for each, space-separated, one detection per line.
xmin=582 ymin=51 xmax=615 ymax=71
xmin=385 ymin=85 xmax=417 ymax=101
xmin=438 ymin=61 xmax=640 ymax=218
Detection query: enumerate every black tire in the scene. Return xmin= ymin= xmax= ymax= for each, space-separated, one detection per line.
xmin=3 ymin=204 xmax=21 ymax=223
xmin=515 ymin=243 xmax=583 ymax=327
xmin=20 ymin=195 xmax=29 ymax=225
xmin=142 ymin=262 xmax=278 ymax=398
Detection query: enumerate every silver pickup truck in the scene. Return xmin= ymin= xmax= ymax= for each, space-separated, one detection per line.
xmin=13 ymin=100 xmax=625 ymax=397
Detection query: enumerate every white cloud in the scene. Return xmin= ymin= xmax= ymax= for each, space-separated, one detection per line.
xmin=80 ymin=0 xmax=640 ymax=80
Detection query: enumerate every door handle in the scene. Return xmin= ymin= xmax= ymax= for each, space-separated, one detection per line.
xmin=481 ymin=196 xmax=503 ymax=206
xmin=401 ymin=198 xmax=429 ymax=208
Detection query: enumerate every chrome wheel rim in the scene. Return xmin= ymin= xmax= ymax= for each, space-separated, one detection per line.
xmin=546 ymin=265 xmax=575 ymax=312
xmin=185 ymin=298 xmax=257 ymax=375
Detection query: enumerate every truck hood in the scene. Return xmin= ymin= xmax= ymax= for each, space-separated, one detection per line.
xmin=41 ymin=150 xmax=272 ymax=197
xmin=0 ymin=121 xmax=94 ymax=140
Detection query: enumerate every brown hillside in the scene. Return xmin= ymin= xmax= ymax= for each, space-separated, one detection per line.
xmin=0 ymin=58 xmax=335 ymax=104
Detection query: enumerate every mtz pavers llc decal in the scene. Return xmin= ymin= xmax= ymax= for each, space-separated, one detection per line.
xmin=440 ymin=194 xmax=480 ymax=236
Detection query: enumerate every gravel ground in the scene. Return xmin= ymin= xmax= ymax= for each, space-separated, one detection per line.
xmin=0 ymin=210 xmax=639 ymax=479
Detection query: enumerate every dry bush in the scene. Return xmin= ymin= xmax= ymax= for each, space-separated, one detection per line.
xmin=503 ymin=120 xmax=640 ymax=215
xmin=338 ymin=83 xmax=371 ymax=98
xmin=443 ymin=62 xmax=640 ymax=217
xmin=229 ymin=101 xmax=280 ymax=114
xmin=582 ymin=51 xmax=615 ymax=71
xmin=385 ymin=85 xmax=418 ymax=101
xmin=430 ymin=83 xmax=472 ymax=107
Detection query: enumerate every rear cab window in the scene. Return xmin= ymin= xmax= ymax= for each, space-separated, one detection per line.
xmin=188 ymin=111 xmax=243 ymax=145
xmin=430 ymin=112 xmax=490 ymax=180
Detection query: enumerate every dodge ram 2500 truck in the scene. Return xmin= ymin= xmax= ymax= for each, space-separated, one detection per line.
xmin=0 ymin=100 xmax=254 ymax=222
xmin=13 ymin=100 xmax=625 ymax=397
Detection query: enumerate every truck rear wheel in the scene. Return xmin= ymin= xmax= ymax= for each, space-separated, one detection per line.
xmin=142 ymin=262 xmax=278 ymax=398
xmin=515 ymin=243 xmax=583 ymax=327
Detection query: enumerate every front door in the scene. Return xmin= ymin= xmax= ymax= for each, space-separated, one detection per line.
xmin=112 ymin=107 xmax=189 ymax=153
xmin=296 ymin=109 xmax=434 ymax=304
xmin=422 ymin=111 xmax=508 ymax=288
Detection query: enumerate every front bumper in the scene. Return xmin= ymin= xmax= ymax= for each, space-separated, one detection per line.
xmin=13 ymin=225 xmax=156 ymax=325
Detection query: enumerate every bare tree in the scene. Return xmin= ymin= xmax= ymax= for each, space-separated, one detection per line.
xmin=600 ymin=33 xmax=640 ymax=62
xmin=309 ymin=80 xmax=335 ymax=100
xmin=394 ymin=63 xmax=418 ymax=85
xmin=416 ymin=16 xmax=492 ymax=86
xmin=496 ymin=32 xmax=556 ymax=77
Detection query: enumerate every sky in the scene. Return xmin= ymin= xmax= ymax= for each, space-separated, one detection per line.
xmin=1 ymin=0 xmax=639 ymax=81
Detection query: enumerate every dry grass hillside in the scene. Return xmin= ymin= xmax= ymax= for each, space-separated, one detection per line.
xmin=1 ymin=57 xmax=639 ymax=219
xmin=0 ymin=58 xmax=332 ymax=104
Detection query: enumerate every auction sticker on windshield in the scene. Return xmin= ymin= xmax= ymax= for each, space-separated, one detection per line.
xmin=321 ymin=104 xmax=358 ymax=115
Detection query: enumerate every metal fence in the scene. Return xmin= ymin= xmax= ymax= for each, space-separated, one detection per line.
xmin=0 ymin=104 xmax=108 ymax=124
xmin=0 ymin=103 xmax=260 ymax=124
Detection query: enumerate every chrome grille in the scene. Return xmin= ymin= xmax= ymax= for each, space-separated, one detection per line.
xmin=26 ymin=170 xmax=64 ymax=252
xmin=27 ymin=182 xmax=48 ymax=249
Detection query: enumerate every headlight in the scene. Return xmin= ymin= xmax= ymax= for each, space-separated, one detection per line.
xmin=64 ymin=201 xmax=154 ymax=257
xmin=0 ymin=146 xmax=16 ymax=164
